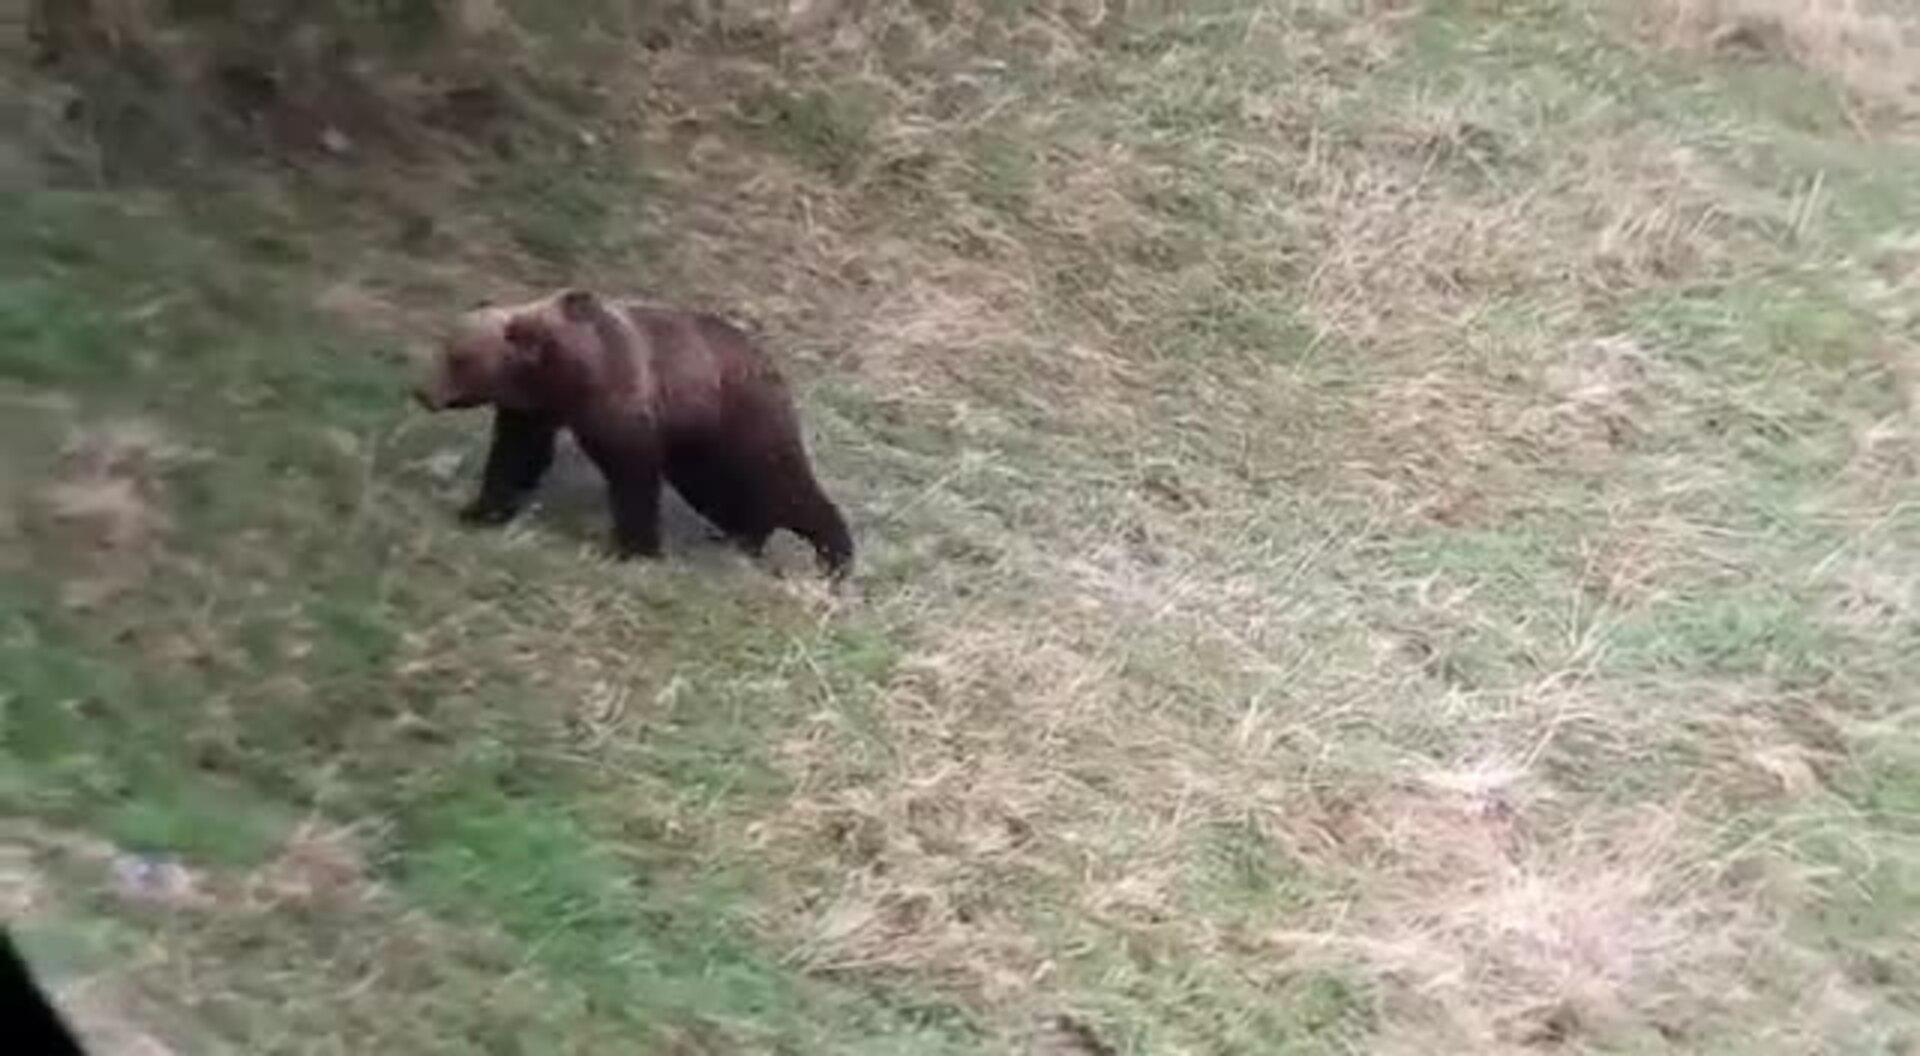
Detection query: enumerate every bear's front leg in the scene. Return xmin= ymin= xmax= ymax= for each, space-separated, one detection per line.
xmin=578 ymin=426 xmax=664 ymax=560
xmin=460 ymin=408 xmax=558 ymax=526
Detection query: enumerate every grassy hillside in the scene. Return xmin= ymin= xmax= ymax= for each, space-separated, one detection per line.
xmin=4 ymin=0 xmax=1919 ymax=1052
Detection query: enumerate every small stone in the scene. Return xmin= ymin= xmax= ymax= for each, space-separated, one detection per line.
xmin=110 ymin=853 xmax=208 ymax=908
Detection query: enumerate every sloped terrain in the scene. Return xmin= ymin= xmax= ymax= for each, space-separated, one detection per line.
xmin=4 ymin=1 xmax=1919 ymax=1052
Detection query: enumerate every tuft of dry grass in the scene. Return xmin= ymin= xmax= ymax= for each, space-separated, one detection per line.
xmin=1277 ymin=795 xmax=1769 ymax=1050
xmin=242 ymin=820 xmax=380 ymax=913
xmin=1635 ymin=0 xmax=1920 ymax=120
xmin=32 ymin=418 xmax=195 ymax=611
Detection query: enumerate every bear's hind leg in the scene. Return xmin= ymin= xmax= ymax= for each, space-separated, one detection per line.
xmin=460 ymin=408 xmax=558 ymax=526
xmin=666 ymin=457 xmax=772 ymax=560
xmin=579 ymin=427 xmax=665 ymax=560
xmin=794 ymin=496 xmax=854 ymax=579
xmin=781 ymin=473 xmax=855 ymax=580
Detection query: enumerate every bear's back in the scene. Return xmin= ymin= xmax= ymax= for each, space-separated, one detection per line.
xmin=622 ymin=305 xmax=790 ymax=426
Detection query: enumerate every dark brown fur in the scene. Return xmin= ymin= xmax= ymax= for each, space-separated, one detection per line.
xmin=417 ymin=288 xmax=855 ymax=578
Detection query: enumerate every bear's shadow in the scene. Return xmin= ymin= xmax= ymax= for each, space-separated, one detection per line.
xmin=525 ymin=441 xmax=766 ymax=570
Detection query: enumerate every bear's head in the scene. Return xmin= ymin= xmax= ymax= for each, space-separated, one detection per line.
xmin=412 ymin=290 xmax=604 ymax=412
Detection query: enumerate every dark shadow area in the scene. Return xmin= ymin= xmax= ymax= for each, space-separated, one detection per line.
xmin=530 ymin=440 xmax=739 ymax=566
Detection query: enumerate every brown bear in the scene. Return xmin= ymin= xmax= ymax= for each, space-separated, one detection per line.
xmin=412 ymin=287 xmax=855 ymax=579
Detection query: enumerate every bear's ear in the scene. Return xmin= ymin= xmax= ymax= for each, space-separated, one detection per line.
xmin=557 ymin=288 xmax=601 ymax=322
xmin=501 ymin=314 xmax=558 ymax=367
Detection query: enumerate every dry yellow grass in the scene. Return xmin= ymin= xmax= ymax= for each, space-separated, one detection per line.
xmin=560 ymin=1 xmax=1920 ymax=1048
xmin=1636 ymin=0 xmax=1920 ymax=120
